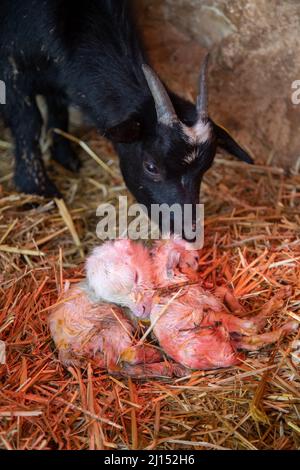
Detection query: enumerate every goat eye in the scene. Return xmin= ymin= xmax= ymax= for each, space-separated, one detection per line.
xmin=143 ymin=160 xmax=160 ymax=177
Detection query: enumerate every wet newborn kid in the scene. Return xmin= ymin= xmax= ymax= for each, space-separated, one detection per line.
xmin=49 ymin=240 xmax=184 ymax=377
xmin=121 ymin=238 xmax=298 ymax=370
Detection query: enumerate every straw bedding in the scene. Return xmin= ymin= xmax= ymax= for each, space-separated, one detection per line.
xmin=0 ymin=124 xmax=299 ymax=450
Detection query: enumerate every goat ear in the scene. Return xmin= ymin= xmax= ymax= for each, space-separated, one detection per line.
xmin=213 ymin=122 xmax=254 ymax=164
xmin=104 ymin=120 xmax=141 ymax=143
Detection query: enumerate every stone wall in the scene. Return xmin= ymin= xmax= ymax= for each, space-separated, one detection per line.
xmin=134 ymin=0 xmax=300 ymax=169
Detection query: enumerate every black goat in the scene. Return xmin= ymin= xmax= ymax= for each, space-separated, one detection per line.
xmin=0 ymin=0 xmax=252 ymax=214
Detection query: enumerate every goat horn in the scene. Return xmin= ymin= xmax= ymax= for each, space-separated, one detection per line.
xmin=196 ymin=53 xmax=209 ymax=123
xmin=142 ymin=64 xmax=178 ymax=126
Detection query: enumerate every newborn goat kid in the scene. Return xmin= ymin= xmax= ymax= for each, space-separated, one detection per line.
xmin=150 ymin=286 xmax=298 ymax=370
xmin=49 ymin=283 xmax=168 ymax=376
xmin=148 ymin=241 xmax=298 ymax=370
xmin=50 ymin=240 xmax=186 ymax=377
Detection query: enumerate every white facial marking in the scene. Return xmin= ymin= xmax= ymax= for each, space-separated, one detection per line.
xmin=184 ymin=150 xmax=197 ymax=165
xmin=182 ymin=121 xmax=211 ymax=145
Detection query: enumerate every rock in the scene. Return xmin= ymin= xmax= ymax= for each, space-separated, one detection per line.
xmin=135 ymin=0 xmax=300 ymax=169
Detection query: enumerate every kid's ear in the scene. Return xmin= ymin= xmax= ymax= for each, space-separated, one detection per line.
xmin=104 ymin=119 xmax=142 ymax=143
xmin=213 ymin=121 xmax=254 ymax=164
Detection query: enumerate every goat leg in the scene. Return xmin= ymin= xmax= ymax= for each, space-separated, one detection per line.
xmin=211 ymin=287 xmax=293 ymax=336
xmin=232 ymin=321 xmax=298 ymax=351
xmin=46 ymin=94 xmax=81 ymax=172
xmin=2 ymin=74 xmax=61 ymax=197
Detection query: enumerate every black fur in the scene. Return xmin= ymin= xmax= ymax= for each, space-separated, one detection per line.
xmin=0 ymin=0 xmax=253 ymax=214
